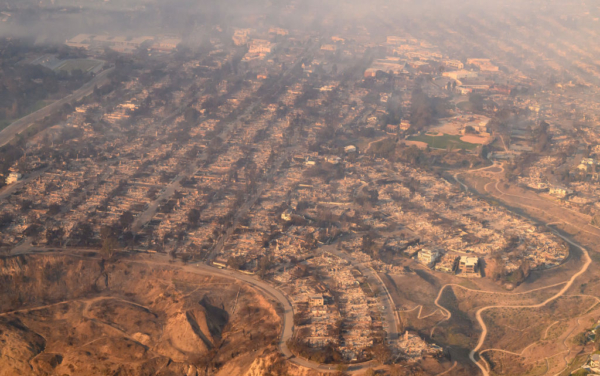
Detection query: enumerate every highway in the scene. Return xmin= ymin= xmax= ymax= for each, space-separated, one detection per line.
xmin=0 ymin=67 xmax=115 ymax=148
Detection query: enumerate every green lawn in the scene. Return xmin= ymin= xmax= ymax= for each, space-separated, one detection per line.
xmin=407 ymin=133 xmax=478 ymax=150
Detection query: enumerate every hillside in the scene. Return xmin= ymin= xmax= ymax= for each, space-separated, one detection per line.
xmin=0 ymin=253 xmax=282 ymax=376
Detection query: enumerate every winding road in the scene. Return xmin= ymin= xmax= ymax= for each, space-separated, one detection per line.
xmin=451 ymin=166 xmax=594 ymax=376
xmin=4 ymin=244 xmax=387 ymax=374
xmin=469 ymin=232 xmax=591 ymax=376
xmin=157 ymin=257 xmax=380 ymax=374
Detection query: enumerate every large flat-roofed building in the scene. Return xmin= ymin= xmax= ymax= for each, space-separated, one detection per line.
xmin=248 ymin=39 xmax=272 ymax=54
xmin=386 ymin=36 xmax=406 ymax=45
xmin=406 ymin=51 xmax=442 ymax=61
xmin=151 ymin=38 xmax=181 ymax=52
xmin=443 ymin=70 xmax=478 ymax=80
xmin=269 ymin=27 xmax=288 ymax=36
xmin=444 ymin=60 xmax=464 ymax=70
xmin=549 ymin=186 xmax=573 ymax=198
xmin=364 ymin=57 xmax=406 ymax=77
xmin=309 ymin=294 xmax=324 ymax=307
xmin=459 ymin=256 xmax=479 ymax=274
xmin=467 ymin=58 xmax=499 ymax=72
xmin=457 ymin=84 xmax=491 ymax=94
xmin=66 ymin=34 xmax=93 ymax=49
xmin=243 ymin=39 xmax=275 ymax=61
xmin=418 ymin=248 xmax=440 ymax=267
xmin=233 ymin=29 xmax=251 ymax=46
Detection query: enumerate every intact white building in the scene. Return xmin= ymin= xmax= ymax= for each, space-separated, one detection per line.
xmin=459 ymin=256 xmax=479 ymax=274
xmin=549 ymin=186 xmax=573 ymax=198
xmin=443 ymin=70 xmax=478 ymax=80
xmin=321 ymin=44 xmax=337 ymax=52
xmin=5 ymin=172 xmax=22 ymax=185
xmin=386 ymin=36 xmax=406 ymax=45
xmin=418 ymin=248 xmax=440 ymax=266
xmin=444 ymin=60 xmax=464 ymax=70
xmin=281 ymin=209 xmax=293 ymax=221
xmin=232 ymin=29 xmax=251 ymax=46
xmin=309 ymin=294 xmax=324 ymax=307
xmin=248 ymin=39 xmax=272 ymax=54
xmin=269 ymin=27 xmax=288 ymax=36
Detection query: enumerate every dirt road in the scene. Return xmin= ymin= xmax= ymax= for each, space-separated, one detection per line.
xmin=451 ymin=169 xmax=593 ymax=376
xmin=468 ymin=233 xmax=591 ymax=376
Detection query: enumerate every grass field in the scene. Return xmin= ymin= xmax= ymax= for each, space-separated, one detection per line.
xmin=407 ymin=133 xmax=478 ymax=150
xmin=55 ymin=59 xmax=104 ymax=73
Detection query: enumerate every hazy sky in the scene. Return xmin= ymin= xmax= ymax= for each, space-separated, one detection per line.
xmin=1 ymin=0 xmax=598 ymax=46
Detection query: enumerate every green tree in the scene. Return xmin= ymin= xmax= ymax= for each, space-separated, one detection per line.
xmin=45 ymin=227 xmax=64 ymax=246
xmin=101 ymin=236 xmax=119 ymax=259
xmin=373 ymin=343 xmax=391 ymax=364
xmin=369 ymin=138 xmax=396 ymax=159
xmin=468 ymin=93 xmax=484 ymax=111
xmin=258 ymin=255 xmax=274 ymax=279
xmin=227 ymin=256 xmax=245 ymax=270
xmin=47 ymin=203 xmax=61 ymax=216
xmin=78 ymin=222 xmax=95 ymax=246
xmin=119 ymin=210 xmax=134 ymax=230
xmin=572 ymin=332 xmax=587 ymax=346
xmin=336 ymin=364 xmax=349 ymax=376
xmin=187 ymin=208 xmax=201 ymax=227
xmin=184 ymin=108 xmax=201 ymax=124
xmin=390 ymin=365 xmax=403 ymax=376
xmin=409 ymin=88 xmax=434 ymax=131
xmin=571 ymin=369 xmax=589 ymax=376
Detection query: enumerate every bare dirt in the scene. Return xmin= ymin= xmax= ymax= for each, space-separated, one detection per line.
xmin=377 ymin=166 xmax=600 ymax=376
xmin=402 ymin=140 xmax=429 ymax=149
xmin=455 ymin=167 xmax=600 ymax=375
xmin=460 ymin=135 xmax=491 ymax=145
xmin=0 ymin=253 xmax=281 ymax=376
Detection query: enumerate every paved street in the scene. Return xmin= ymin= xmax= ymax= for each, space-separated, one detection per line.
xmin=0 ymin=68 xmax=114 ymax=147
